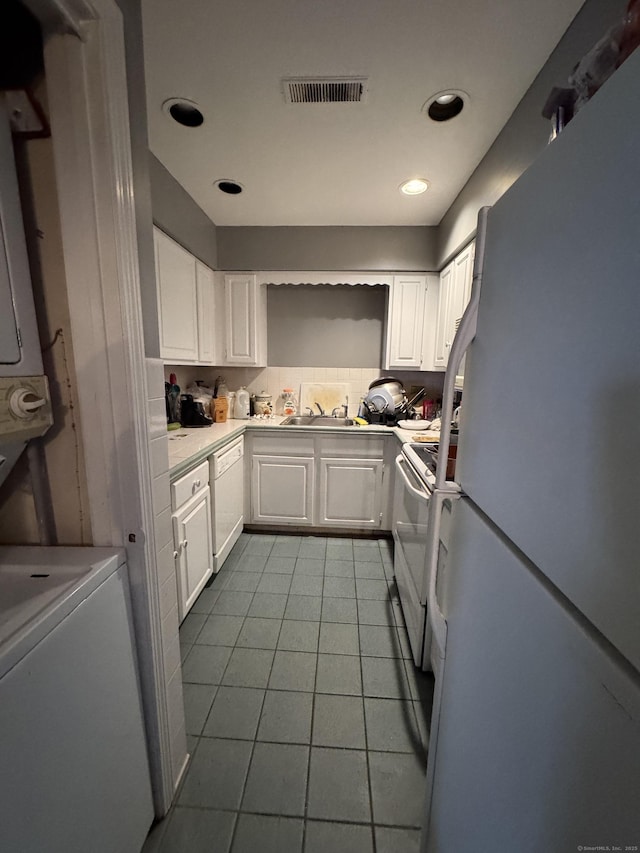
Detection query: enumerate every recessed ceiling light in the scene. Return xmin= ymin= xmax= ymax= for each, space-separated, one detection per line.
xmin=215 ymin=179 xmax=244 ymax=195
xmin=400 ymin=178 xmax=429 ymax=195
xmin=425 ymin=90 xmax=467 ymax=122
xmin=162 ymin=98 xmax=204 ymax=127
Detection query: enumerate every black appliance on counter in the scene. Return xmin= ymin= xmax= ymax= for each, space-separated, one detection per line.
xmin=179 ymin=394 xmax=213 ymax=427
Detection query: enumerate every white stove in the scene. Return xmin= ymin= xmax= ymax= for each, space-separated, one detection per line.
xmin=393 ymin=441 xmax=460 ymax=668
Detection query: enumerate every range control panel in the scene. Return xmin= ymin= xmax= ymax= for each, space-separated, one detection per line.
xmin=0 ymin=375 xmax=53 ymax=441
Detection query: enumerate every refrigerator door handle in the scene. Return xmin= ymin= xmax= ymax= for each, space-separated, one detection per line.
xmin=394 ymin=454 xmax=430 ymax=503
xmin=427 ymin=505 xmax=448 ymax=658
xmin=435 ymin=206 xmax=490 ymax=490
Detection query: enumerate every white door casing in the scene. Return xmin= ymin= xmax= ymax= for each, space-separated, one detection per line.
xmin=29 ymin=0 xmax=174 ymax=816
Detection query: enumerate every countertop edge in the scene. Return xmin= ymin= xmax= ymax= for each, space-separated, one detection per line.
xmin=168 ymin=419 xmax=421 ymax=481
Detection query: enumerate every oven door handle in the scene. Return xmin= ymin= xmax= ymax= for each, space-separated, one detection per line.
xmin=395 ymin=454 xmax=430 ymax=503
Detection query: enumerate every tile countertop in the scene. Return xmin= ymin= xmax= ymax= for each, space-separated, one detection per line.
xmin=166 ymin=417 xmax=436 ymax=481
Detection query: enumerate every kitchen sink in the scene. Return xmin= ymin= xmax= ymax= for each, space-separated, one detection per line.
xmin=280 ymin=415 xmax=355 ymax=427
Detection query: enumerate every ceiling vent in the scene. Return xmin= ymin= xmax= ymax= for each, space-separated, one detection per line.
xmin=283 ymin=77 xmax=368 ymax=104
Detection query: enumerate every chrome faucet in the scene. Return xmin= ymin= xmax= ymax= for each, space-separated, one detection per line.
xmin=305 ymin=406 xmax=315 ymax=416
xmin=331 ymin=397 xmax=348 ymax=418
xmin=314 ymin=402 xmax=325 ymax=415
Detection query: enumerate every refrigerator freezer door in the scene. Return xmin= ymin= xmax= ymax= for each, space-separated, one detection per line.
xmin=457 ymin=50 xmax=640 ymax=670
xmin=425 ymin=499 xmax=640 ymax=853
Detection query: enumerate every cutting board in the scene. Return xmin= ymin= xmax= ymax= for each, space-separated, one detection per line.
xmin=299 ymin=382 xmax=351 ymax=416
xmin=410 ymin=432 xmax=441 ymax=442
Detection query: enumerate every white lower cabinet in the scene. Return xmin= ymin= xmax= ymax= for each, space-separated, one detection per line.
xmin=171 ymin=461 xmax=213 ymax=622
xmin=251 ymin=455 xmax=315 ymax=525
xmin=246 ymin=432 xmax=390 ymax=531
xmin=319 ymin=457 xmax=384 ymax=528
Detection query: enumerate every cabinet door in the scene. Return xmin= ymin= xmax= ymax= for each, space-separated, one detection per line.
xmin=433 ymin=262 xmax=453 ymax=370
xmin=450 ymin=241 xmax=474 ymax=343
xmin=224 ymin=274 xmax=267 ymax=365
xmin=251 ymin=455 xmax=314 ymax=525
xmin=154 ymin=228 xmax=198 ymax=362
xmin=385 ymin=275 xmax=426 ymax=369
xmin=196 ymin=261 xmax=215 ymax=364
xmin=434 ymin=243 xmax=474 ymax=371
xmin=420 ymin=273 xmax=441 ymax=371
xmin=453 ymin=241 xmax=475 ymax=381
xmin=458 ymin=241 xmax=475 ymax=307
xmin=319 ymin=457 xmax=384 ymax=528
xmin=173 ymin=487 xmax=213 ymax=621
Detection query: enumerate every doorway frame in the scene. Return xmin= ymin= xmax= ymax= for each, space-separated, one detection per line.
xmin=25 ymin=0 xmax=173 ymax=815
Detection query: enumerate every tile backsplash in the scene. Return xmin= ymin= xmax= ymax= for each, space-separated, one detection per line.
xmin=164 ymin=365 xmax=445 ymax=417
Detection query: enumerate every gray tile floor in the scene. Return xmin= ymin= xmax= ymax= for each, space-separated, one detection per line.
xmin=144 ymin=534 xmax=434 ymax=853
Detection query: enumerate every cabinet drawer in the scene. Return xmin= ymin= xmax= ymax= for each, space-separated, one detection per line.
xmin=250 ymin=435 xmax=315 ymax=457
xmin=319 ymin=435 xmax=385 ymax=458
xmin=171 ymin=460 xmax=209 ymax=509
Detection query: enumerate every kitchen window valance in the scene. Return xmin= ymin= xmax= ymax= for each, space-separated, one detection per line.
xmin=257 ymin=271 xmax=393 ymax=287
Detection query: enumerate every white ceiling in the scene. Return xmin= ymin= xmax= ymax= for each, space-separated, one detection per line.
xmin=142 ymin=0 xmax=585 ymax=227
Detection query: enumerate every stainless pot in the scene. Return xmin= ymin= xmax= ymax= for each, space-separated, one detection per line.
xmin=365 ymin=377 xmax=406 ymax=413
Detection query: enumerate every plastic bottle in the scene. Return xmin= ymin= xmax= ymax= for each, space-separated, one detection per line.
xmin=282 ymin=388 xmax=297 ymax=416
xmin=234 ymin=387 xmax=250 ymax=419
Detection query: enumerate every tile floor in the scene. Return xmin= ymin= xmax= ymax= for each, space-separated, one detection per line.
xmin=143 ymin=533 xmax=434 ymax=853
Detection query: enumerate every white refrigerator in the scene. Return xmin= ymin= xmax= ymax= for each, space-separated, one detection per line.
xmin=423 ymin=48 xmax=640 ymax=852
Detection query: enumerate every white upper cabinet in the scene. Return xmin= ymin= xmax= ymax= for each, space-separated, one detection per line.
xmin=154 ymin=228 xmax=198 ymax=362
xmin=433 ymin=241 xmax=475 ymax=371
xmin=223 ymin=273 xmax=267 ymax=366
xmin=384 ymin=273 xmax=440 ymax=372
xmin=433 ymin=261 xmax=453 ymax=369
xmin=154 ymin=227 xmax=217 ymax=364
xmin=195 ymin=261 xmax=215 ymax=364
xmin=385 ymin=275 xmax=427 ymax=370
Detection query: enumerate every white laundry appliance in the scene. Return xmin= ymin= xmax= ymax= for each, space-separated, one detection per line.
xmin=0 ymin=96 xmax=52 ymax=487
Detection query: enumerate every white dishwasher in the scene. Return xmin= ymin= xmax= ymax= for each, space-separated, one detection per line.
xmin=210 ymin=436 xmax=244 ymax=571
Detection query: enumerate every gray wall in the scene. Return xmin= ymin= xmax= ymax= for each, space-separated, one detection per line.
xmin=267 ymin=284 xmax=387 ymax=368
xmin=217 ymin=226 xmax=437 ymax=271
xmin=150 ymin=154 xmax=218 ymax=269
xmin=114 ymin=0 xmax=159 ymax=356
xmin=436 ymin=0 xmax=626 ymax=267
